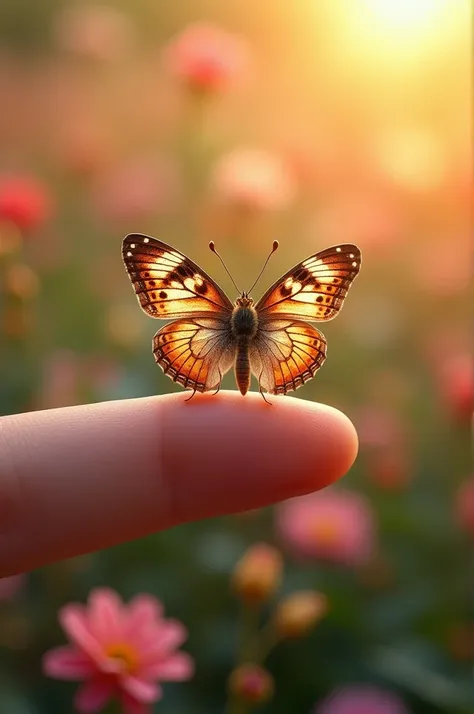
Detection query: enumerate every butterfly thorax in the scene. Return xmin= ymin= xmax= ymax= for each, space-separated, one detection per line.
xmin=231 ymin=299 xmax=258 ymax=339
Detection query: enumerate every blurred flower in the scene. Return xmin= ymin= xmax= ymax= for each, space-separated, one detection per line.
xmin=272 ymin=591 xmax=328 ymax=638
xmin=276 ymin=489 xmax=375 ymax=566
xmin=456 ymin=479 xmax=474 ymax=536
xmin=315 ymin=685 xmax=410 ymax=714
xmin=164 ymin=22 xmax=247 ymax=93
xmin=0 ymin=175 xmax=53 ymax=232
xmin=231 ymin=543 xmax=283 ymax=604
xmin=228 ymin=663 xmax=274 ymax=704
xmin=54 ymin=4 xmax=134 ymax=61
xmin=43 ymin=588 xmax=194 ymax=713
xmin=212 ymin=148 xmax=296 ymax=212
xmin=92 ymin=158 xmax=179 ymax=226
xmin=365 ymin=448 xmax=412 ymax=491
xmin=3 ymin=263 xmax=40 ymax=299
xmin=0 ymin=574 xmax=26 ymax=601
xmin=437 ymin=353 xmax=473 ymax=422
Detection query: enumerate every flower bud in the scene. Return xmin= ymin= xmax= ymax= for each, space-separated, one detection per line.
xmin=231 ymin=543 xmax=282 ymax=604
xmin=273 ymin=590 xmax=328 ymax=638
xmin=228 ymin=663 xmax=274 ymax=704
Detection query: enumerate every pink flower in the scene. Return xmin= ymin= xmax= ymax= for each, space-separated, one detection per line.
xmin=0 ymin=175 xmax=53 ymax=232
xmin=456 ymin=479 xmax=474 ymax=536
xmin=43 ymin=588 xmax=194 ymax=714
xmin=164 ymin=22 xmax=247 ymax=93
xmin=276 ymin=489 xmax=375 ymax=566
xmin=437 ymin=353 xmax=473 ymax=423
xmin=54 ymin=4 xmax=134 ymax=61
xmin=0 ymin=574 xmax=26 ymax=601
xmin=212 ymin=148 xmax=296 ymax=212
xmin=315 ymin=685 xmax=410 ymax=714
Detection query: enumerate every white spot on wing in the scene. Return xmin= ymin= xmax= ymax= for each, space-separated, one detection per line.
xmin=352 ymin=261 xmax=357 ymax=267
xmin=336 ymin=247 xmax=342 ymax=252
xmin=130 ymin=243 xmax=136 ymax=249
xmin=126 ymin=251 xmax=132 ymax=257
xmin=143 ymin=237 xmax=149 ymax=243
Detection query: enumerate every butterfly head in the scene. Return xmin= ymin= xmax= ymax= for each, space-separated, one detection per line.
xmin=235 ymin=293 xmax=254 ymax=308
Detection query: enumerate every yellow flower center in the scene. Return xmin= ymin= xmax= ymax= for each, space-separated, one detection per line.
xmin=311 ymin=518 xmax=339 ymax=544
xmin=105 ymin=642 xmax=138 ymax=673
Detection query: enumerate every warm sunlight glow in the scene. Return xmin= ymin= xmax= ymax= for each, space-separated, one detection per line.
xmin=362 ymin=0 xmax=450 ymax=32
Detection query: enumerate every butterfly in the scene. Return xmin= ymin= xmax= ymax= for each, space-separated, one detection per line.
xmin=122 ymin=233 xmax=361 ymax=400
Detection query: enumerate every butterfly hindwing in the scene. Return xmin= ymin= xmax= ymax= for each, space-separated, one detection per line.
xmin=122 ymin=233 xmax=233 ymax=319
xmin=250 ymin=319 xmax=327 ymax=395
xmin=255 ymin=244 xmax=361 ymax=321
xmin=153 ymin=317 xmax=235 ymax=392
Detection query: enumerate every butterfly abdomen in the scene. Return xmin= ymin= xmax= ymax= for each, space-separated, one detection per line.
xmin=231 ymin=304 xmax=258 ymax=396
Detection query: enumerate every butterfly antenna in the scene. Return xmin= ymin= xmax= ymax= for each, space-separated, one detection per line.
xmin=247 ymin=241 xmax=279 ymax=295
xmin=209 ymin=242 xmax=241 ymax=293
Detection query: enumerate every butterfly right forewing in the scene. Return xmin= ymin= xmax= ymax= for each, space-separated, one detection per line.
xmin=256 ymin=244 xmax=361 ymax=322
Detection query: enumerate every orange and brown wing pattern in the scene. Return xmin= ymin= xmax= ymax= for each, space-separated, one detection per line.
xmin=250 ymin=319 xmax=327 ymax=395
xmin=153 ymin=317 xmax=235 ymax=392
xmin=255 ymin=244 xmax=361 ymax=322
xmin=122 ymin=233 xmax=233 ymax=319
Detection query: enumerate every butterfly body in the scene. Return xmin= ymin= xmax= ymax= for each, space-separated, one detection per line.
xmin=122 ymin=234 xmax=361 ymax=398
xmin=230 ymin=297 xmax=259 ymax=395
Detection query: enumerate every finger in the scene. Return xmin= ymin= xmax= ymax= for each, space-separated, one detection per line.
xmin=0 ymin=391 xmax=358 ymax=576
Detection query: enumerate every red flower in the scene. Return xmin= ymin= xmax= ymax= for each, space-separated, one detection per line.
xmin=0 ymin=175 xmax=53 ymax=232
xmin=164 ymin=23 xmax=247 ymax=93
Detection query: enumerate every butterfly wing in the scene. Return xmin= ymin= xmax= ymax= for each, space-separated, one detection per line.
xmin=250 ymin=320 xmax=327 ymax=395
xmin=255 ymin=244 xmax=361 ymax=321
xmin=122 ymin=233 xmax=233 ymax=319
xmin=153 ymin=317 xmax=235 ymax=392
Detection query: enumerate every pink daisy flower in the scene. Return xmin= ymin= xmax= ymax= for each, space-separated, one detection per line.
xmin=43 ymin=588 xmax=194 ymax=714
xmin=276 ymin=489 xmax=376 ymax=566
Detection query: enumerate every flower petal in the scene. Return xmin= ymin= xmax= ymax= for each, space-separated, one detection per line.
xmin=120 ymin=692 xmax=153 ymax=714
xmin=140 ymin=652 xmax=194 ymax=681
xmin=125 ymin=594 xmax=163 ymax=636
xmin=59 ymin=605 xmax=105 ymax=663
xmin=121 ymin=675 xmax=161 ymax=703
xmin=73 ymin=677 xmax=116 ymax=714
xmin=140 ymin=621 xmax=188 ymax=662
xmin=88 ymin=588 xmax=123 ymax=644
xmin=42 ymin=646 xmax=97 ymax=680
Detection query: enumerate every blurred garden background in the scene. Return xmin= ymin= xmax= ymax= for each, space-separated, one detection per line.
xmin=0 ymin=1 xmax=472 ymax=713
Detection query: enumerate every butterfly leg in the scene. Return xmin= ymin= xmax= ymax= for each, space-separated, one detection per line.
xmin=258 ymin=369 xmax=273 ymax=405
xmin=212 ymin=368 xmax=224 ymax=395
xmin=185 ymin=389 xmax=197 ymax=402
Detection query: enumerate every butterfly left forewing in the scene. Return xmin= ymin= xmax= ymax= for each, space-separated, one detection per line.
xmin=255 ymin=244 xmax=361 ymax=322
xmin=250 ymin=319 xmax=327 ymax=395
xmin=122 ymin=233 xmax=233 ymax=319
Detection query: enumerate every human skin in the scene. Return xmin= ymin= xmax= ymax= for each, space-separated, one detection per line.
xmin=0 ymin=391 xmax=358 ymax=577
